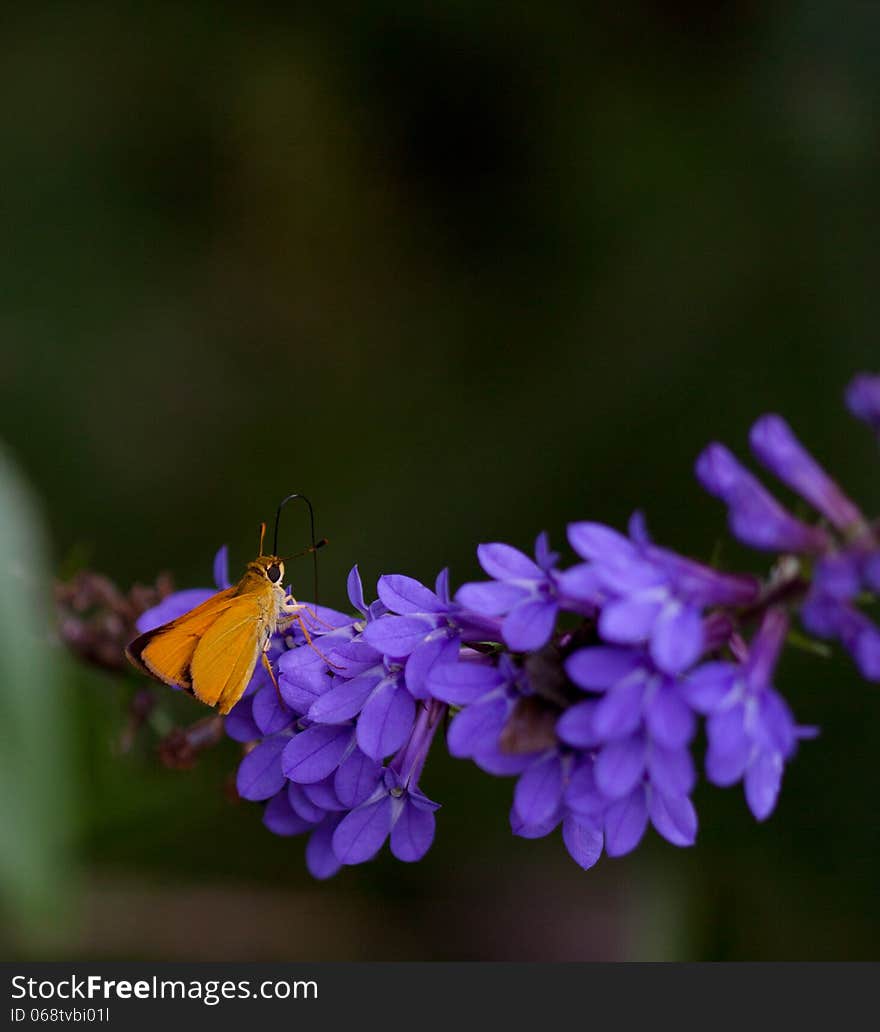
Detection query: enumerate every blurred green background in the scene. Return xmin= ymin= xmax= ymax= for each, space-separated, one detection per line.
xmin=1 ymin=1 xmax=879 ymax=960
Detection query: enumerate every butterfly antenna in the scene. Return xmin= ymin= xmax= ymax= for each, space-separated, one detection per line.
xmin=274 ymin=493 xmax=321 ymax=606
xmin=257 ymin=521 xmax=267 ymax=554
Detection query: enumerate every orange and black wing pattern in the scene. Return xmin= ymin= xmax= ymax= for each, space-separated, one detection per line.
xmin=126 ymin=588 xmax=237 ymax=693
xmin=126 ymin=584 xmax=273 ymax=714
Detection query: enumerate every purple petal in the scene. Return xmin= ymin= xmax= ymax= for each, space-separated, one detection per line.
xmin=562 ymin=816 xmax=604 ymax=870
xmin=650 ymin=603 xmax=704 ymax=675
xmin=599 ymin=598 xmax=662 ymax=645
xmin=593 ymin=558 xmax=664 ymax=595
xmin=814 ymin=553 xmax=861 ymax=600
xmin=556 ymin=699 xmax=603 ymax=749
xmin=564 ymin=646 xmax=644 ymax=691
xmin=357 ymin=680 xmax=416 ymax=760
xmin=749 ymin=414 xmax=864 ymax=531
xmin=279 ymin=668 xmax=332 ymax=714
xmin=334 ymin=748 xmax=383 ymax=809
xmin=477 ymin=542 xmax=542 ymax=580
xmin=592 ymin=678 xmax=646 ymax=740
xmin=510 ymin=806 xmax=560 ymax=839
xmin=445 ymin=693 xmax=507 ymax=759
xmin=595 ymin=735 xmax=645 ymax=798
xmin=447 ymin=696 xmax=509 ymax=758
xmin=224 ymin=697 xmax=260 ymax=743
xmin=362 ymin=615 xmax=435 ymax=658
xmin=706 ymin=736 xmax=751 ymax=787
xmin=650 ymin=548 xmax=759 ymax=607
xmin=301 ymin=776 xmax=348 ymax=812
xmin=628 ymin=511 xmax=651 ymax=545
xmin=846 ymin=372 xmax=880 ymax=430
xmin=502 ymin=598 xmax=558 ymax=651
xmin=744 ymin=750 xmax=783 ymax=820
xmin=287 ymin=781 xmax=327 ymax=823
xmin=644 ymin=683 xmax=696 ymax=749
xmin=649 ymin=790 xmax=697 ymax=846
xmin=323 ymin=637 xmax=383 ymax=676
xmin=390 ymin=799 xmax=436 ymax=862
xmin=682 ymin=662 xmax=737 ymax=713
xmin=435 ymin=567 xmax=451 ymax=604
xmin=263 ymin=789 xmax=316 ymax=836
xmin=347 ymin=564 xmax=368 ymax=614
xmin=297 ymin=605 xmax=355 ymax=636
xmin=404 ymin=634 xmax=461 ymax=700
xmin=647 ymin=743 xmax=696 ymax=796
xmin=456 ymin=580 xmax=531 ymax=616
xmin=473 ymin=745 xmax=538 ymax=776
xmin=695 ymin=443 xmax=830 ymax=554
xmin=252 ymin=683 xmax=295 ymax=736
xmin=555 ymin=563 xmax=603 ymax=604
xmin=567 ymin=522 xmax=636 ymax=564
xmin=564 ymin=760 xmax=607 ymax=817
xmin=308 ymin=674 xmax=380 ymax=724
xmin=236 ymin=736 xmax=288 ymax=801
xmin=755 ymin=689 xmax=797 ymax=757
xmin=848 ymin=613 xmax=880 ymax=681
xmin=706 ymin=704 xmax=749 ymax=763
xmin=332 ymin=796 xmax=394 ymax=864
xmin=603 ymin=787 xmax=649 ymax=857
xmin=305 ymin=816 xmax=343 ymax=879
xmin=378 ymin=574 xmax=445 ymax=615
xmin=426 ymin=660 xmax=504 ymax=706
xmin=282 ymin=725 xmax=353 ymax=784
xmin=513 ymin=754 xmax=564 ymax=826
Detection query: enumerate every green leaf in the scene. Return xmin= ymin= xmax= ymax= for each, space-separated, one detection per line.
xmin=0 ymin=444 xmax=80 ymax=952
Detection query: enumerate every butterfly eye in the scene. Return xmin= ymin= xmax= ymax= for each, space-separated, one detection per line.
xmin=266 ymin=563 xmax=282 ymax=583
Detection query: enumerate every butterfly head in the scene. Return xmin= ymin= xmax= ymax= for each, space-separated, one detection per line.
xmin=252 ymin=555 xmax=285 ymax=584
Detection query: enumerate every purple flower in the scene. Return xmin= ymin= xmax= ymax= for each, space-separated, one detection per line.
xmin=846 ymin=372 xmax=880 ymax=434
xmin=749 ymin=414 xmax=865 ymax=533
xmin=563 ymin=644 xmax=699 ymax=854
xmin=565 ymin=516 xmax=757 ymax=675
xmin=683 ymin=608 xmax=815 ymax=820
xmin=427 ymin=653 xmax=538 ymax=774
xmin=696 ymin=444 xmax=830 ymax=554
xmin=509 ymin=751 xmax=605 ymax=871
xmin=331 ymin=701 xmax=444 ymax=865
xmin=455 ymin=533 xmax=561 ymax=651
xmin=362 ymin=570 xmax=497 ymax=699
xmin=801 ymin=554 xmax=880 ymax=682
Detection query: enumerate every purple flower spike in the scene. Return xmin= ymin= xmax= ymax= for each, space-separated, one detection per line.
xmin=846 ymin=372 xmax=880 ymax=434
xmin=749 ymin=414 xmax=865 ymax=533
xmin=696 ymin=443 xmax=830 ymax=554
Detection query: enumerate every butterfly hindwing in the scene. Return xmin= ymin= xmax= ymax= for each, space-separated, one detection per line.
xmin=126 ymin=588 xmax=238 ymax=691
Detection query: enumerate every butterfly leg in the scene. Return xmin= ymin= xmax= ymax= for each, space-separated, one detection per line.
xmin=261 ymin=644 xmax=285 ymax=706
xmin=297 ymin=614 xmax=347 ymax=670
xmin=297 ymin=605 xmax=341 ymax=632
xmin=278 ymin=596 xmax=345 ymax=670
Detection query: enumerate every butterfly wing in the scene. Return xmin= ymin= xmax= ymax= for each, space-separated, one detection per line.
xmin=126 ymin=587 xmax=238 ymax=691
xmin=189 ymin=593 xmax=271 ymax=713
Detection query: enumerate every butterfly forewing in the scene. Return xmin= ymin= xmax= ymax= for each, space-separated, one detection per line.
xmin=189 ymin=596 xmax=269 ymax=713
